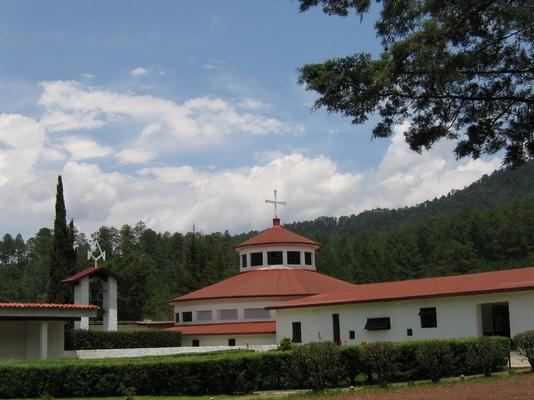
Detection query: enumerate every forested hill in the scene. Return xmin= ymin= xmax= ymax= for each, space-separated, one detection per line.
xmin=284 ymin=160 xmax=534 ymax=239
xmin=0 ymin=161 xmax=533 ymax=320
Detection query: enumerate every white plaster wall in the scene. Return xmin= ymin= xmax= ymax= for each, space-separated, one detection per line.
xmin=275 ymin=290 xmax=534 ymax=344
xmin=181 ymin=334 xmax=276 ymax=347
xmin=0 ymin=321 xmax=64 ymax=360
xmin=173 ymin=297 xmax=299 ymax=325
xmin=238 ymin=244 xmax=317 ymax=272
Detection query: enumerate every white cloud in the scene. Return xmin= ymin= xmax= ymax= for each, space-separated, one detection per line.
xmin=116 ymin=148 xmax=157 ymax=164
xmin=37 ymin=81 xmax=302 ymax=149
xmin=62 ymin=136 xmax=113 ymax=160
xmin=130 ymin=67 xmax=148 ymax=77
xmin=239 ymin=98 xmax=265 ymax=110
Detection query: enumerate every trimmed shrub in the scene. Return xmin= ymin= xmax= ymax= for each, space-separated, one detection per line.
xmin=415 ymin=340 xmax=454 ymax=382
xmin=360 ymin=341 xmax=399 ymax=387
xmin=65 ymin=329 xmax=182 ymax=350
xmin=279 ymin=337 xmax=293 ymax=351
xmin=513 ymin=330 xmax=534 ymax=371
xmin=338 ymin=345 xmax=361 ymax=386
xmin=292 ymin=342 xmax=341 ymax=391
xmin=466 ymin=336 xmax=510 ymax=376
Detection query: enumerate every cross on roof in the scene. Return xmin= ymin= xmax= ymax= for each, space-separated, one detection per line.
xmin=87 ymin=240 xmax=106 ymax=268
xmin=265 ymin=189 xmax=287 ymax=218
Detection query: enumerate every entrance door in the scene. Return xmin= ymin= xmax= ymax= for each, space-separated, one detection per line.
xmin=332 ymin=314 xmax=340 ymax=344
xmin=492 ymin=304 xmax=511 ymax=337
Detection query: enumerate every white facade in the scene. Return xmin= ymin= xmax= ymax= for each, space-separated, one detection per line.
xmin=74 ymin=276 xmax=90 ymax=330
xmin=275 ymin=290 xmax=534 ymax=344
xmin=181 ymin=334 xmax=276 ymax=347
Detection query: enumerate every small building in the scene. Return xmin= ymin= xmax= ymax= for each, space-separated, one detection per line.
xmin=270 ymin=268 xmax=534 ymax=344
xmin=0 ymin=303 xmax=97 ymax=360
xmin=166 ymin=217 xmax=356 ymax=346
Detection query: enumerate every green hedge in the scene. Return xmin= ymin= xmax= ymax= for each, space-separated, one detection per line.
xmin=0 ymin=337 xmax=509 ymax=398
xmin=64 ymin=329 xmax=182 ymax=350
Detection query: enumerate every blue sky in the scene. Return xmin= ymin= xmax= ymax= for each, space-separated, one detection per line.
xmin=0 ymin=1 xmax=501 ymax=237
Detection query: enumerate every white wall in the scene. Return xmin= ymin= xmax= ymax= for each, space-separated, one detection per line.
xmin=275 ymin=290 xmax=534 ymax=344
xmin=181 ymin=334 xmax=276 ymax=347
xmin=173 ymin=296 xmax=298 ymax=325
xmin=0 ymin=320 xmax=65 ymax=360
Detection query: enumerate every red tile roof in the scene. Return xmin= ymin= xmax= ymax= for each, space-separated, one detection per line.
xmin=61 ymin=267 xmax=125 ymax=284
xmin=0 ymin=302 xmax=99 ymax=310
xmin=269 ymin=267 xmax=534 ymax=309
xmin=234 ymin=218 xmax=319 ymax=250
xmin=170 ymin=268 xmax=356 ymax=303
xmin=165 ymin=321 xmax=276 ymax=336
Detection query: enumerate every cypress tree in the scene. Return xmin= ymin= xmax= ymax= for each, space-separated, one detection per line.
xmin=48 ymin=176 xmax=76 ymax=303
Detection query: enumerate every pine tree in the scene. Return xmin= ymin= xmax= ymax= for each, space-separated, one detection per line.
xmin=47 ymin=176 xmax=76 ymax=303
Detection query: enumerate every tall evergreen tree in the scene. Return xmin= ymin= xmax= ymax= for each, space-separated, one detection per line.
xmin=47 ymin=176 xmax=76 ymax=303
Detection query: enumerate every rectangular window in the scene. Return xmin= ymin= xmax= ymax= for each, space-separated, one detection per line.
xmin=175 ymin=313 xmax=180 ymax=323
xmin=304 ymin=252 xmax=312 ymax=265
xmin=192 ymin=339 xmax=200 ymax=347
xmin=241 ymin=254 xmax=247 ymax=268
xmin=244 ymin=308 xmax=270 ymax=319
xmin=407 ymin=328 xmax=413 ymax=336
xmin=332 ymin=314 xmax=340 ymax=344
xmin=250 ymin=252 xmax=263 ymax=267
xmin=292 ymin=322 xmax=302 ymax=343
xmin=419 ymin=307 xmax=437 ymax=328
xmin=349 ymin=330 xmax=355 ymax=340
xmin=182 ymin=311 xmax=193 ymax=322
xmin=287 ymin=251 xmax=301 ymax=265
xmin=364 ymin=317 xmax=391 ymax=331
xmin=228 ymin=338 xmax=236 ymax=346
xmin=196 ymin=310 xmax=212 ymax=321
xmin=218 ymin=309 xmax=238 ymax=320
xmin=267 ymin=251 xmax=283 ymax=265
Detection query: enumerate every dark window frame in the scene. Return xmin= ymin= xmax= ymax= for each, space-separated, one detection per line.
xmin=407 ymin=328 xmax=413 ymax=336
xmin=241 ymin=254 xmax=247 ymax=268
xmin=364 ymin=317 xmax=391 ymax=331
xmin=175 ymin=312 xmax=180 ymax=323
xmin=292 ymin=321 xmax=302 ymax=343
xmin=287 ymin=251 xmax=301 ymax=265
xmin=250 ymin=252 xmax=263 ymax=267
xmin=304 ymin=252 xmax=312 ymax=265
xmin=419 ymin=307 xmax=437 ymax=328
xmin=349 ymin=330 xmax=355 ymax=340
xmin=228 ymin=338 xmax=236 ymax=346
xmin=192 ymin=339 xmax=200 ymax=347
xmin=267 ymin=251 xmax=283 ymax=265
xmin=332 ymin=313 xmax=341 ymax=344
xmin=182 ymin=311 xmax=193 ymax=322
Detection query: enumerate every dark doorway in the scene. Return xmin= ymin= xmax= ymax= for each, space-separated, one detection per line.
xmin=332 ymin=314 xmax=340 ymax=344
xmin=481 ymin=302 xmax=511 ymax=337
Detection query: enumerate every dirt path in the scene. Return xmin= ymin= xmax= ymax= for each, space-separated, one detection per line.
xmin=294 ymin=373 xmax=534 ymax=400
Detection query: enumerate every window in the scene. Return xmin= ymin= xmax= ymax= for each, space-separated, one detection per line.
xmin=267 ymin=251 xmax=283 ymax=265
xmin=364 ymin=317 xmax=391 ymax=330
xmin=228 ymin=338 xmax=236 ymax=346
xmin=241 ymin=254 xmax=247 ymax=268
xmin=332 ymin=314 xmax=341 ymax=344
xmin=292 ymin=322 xmax=302 ymax=343
xmin=192 ymin=339 xmax=200 ymax=347
xmin=287 ymin=251 xmax=301 ymax=265
xmin=175 ymin=313 xmax=180 ymax=323
xmin=250 ymin=252 xmax=263 ymax=267
xmin=407 ymin=328 xmax=413 ymax=336
xmin=304 ymin=252 xmax=312 ymax=265
xmin=349 ymin=330 xmax=355 ymax=340
xmin=196 ymin=310 xmax=212 ymax=321
xmin=218 ymin=309 xmax=238 ymax=321
xmin=244 ymin=308 xmax=270 ymax=319
xmin=182 ymin=311 xmax=193 ymax=322
xmin=419 ymin=307 xmax=437 ymax=328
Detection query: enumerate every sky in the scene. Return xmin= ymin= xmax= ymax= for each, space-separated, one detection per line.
xmin=0 ymin=1 xmax=502 ymax=238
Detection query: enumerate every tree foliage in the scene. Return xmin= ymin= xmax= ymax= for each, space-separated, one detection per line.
xmin=298 ymin=0 xmax=533 ymax=165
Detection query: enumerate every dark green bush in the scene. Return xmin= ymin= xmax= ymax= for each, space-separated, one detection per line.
xmin=466 ymin=336 xmax=510 ymax=376
xmin=0 ymin=336 xmax=511 ymax=398
xmin=415 ymin=340 xmax=454 ymax=382
xmin=65 ymin=329 xmax=182 ymax=350
xmin=279 ymin=337 xmax=293 ymax=351
xmin=292 ymin=342 xmax=341 ymax=391
xmin=360 ymin=341 xmax=399 ymax=387
xmin=513 ymin=330 xmax=534 ymax=371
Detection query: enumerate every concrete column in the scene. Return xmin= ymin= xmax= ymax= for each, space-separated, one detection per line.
xmin=74 ymin=276 xmax=90 ymax=330
xmin=263 ymin=251 xmax=267 ymax=267
xmin=103 ymin=277 xmax=118 ymax=331
xmin=282 ymin=251 xmax=288 ymax=266
xmin=300 ymin=251 xmax=305 ymax=267
xmin=39 ymin=321 xmax=48 ymax=360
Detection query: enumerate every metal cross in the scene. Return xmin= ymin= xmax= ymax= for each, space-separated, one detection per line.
xmin=265 ymin=189 xmax=287 ymax=218
xmin=87 ymin=240 xmax=106 ymax=268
